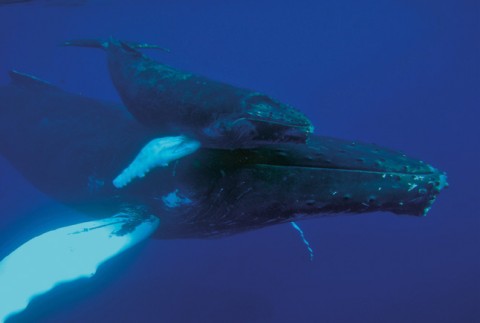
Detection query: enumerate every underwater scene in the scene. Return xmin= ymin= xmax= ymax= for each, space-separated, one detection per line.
xmin=0 ymin=0 xmax=478 ymax=322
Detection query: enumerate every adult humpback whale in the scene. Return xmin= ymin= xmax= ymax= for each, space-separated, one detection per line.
xmin=0 ymin=71 xmax=446 ymax=236
xmin=0 ymin=71 xmax=446 ymax=320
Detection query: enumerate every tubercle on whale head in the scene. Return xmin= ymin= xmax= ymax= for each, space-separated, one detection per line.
xmin=419 ymin=171 xmax=448 ymax=216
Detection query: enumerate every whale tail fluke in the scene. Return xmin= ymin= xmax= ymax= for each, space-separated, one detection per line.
xmin=0 ymin=213 xmax=159 ymax=322
xmin=62 ymin=38 xmax=170 ymax=52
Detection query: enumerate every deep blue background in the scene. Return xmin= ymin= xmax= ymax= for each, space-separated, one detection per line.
xmin=0 ymin=1 xmax=478 ymax=322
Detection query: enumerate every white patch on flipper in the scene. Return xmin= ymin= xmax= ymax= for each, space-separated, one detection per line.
xmin=0 ymin=214 xmax=159 ymax=322
xmin=113 ymin=136 xmax=200 ymax=189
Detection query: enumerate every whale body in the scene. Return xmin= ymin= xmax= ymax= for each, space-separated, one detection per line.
xmin=63 ymin=39 xmax=314 ymax=148
xmin=0 ymin=71 xmax=447 ymax=239
xmin=0 ymin=71 xmax=447 ymax=320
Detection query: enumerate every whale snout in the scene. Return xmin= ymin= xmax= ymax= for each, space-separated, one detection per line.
xmin=242 ymin=93 xmax=314 ymax=143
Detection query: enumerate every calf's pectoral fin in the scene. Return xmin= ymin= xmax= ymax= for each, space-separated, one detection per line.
xmin=113 ymin=136 xmax=201 ymax=189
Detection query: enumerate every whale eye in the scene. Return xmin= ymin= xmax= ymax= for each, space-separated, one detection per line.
xmin=229 ymin=118 xmax=258 ymax=141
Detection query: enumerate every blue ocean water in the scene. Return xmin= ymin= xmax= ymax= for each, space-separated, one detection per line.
xmin=0 ymin=1 xmax=478 ymax=322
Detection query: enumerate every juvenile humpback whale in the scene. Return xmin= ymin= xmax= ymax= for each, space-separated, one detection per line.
xmin=63 ymin=39 xmax=313 ymax=147
xmin=63 ymin=38 xmax=317 ymax=187
xmin=0 ymin=72 xmax=446 ymax=320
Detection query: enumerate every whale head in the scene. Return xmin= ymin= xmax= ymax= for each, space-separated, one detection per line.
xmin=242 ymin=93 xmax=314 ymax=143
xmin=136 ymin=135 xmax=448 ymax=239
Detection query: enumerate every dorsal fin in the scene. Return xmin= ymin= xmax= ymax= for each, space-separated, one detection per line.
xmin=8 ymin=70 xmax=58 ymax=90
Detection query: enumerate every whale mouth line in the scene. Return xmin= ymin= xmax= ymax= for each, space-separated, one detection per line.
xmin=246 ymin=116 xmax=314 ymax=130
xmin=257 ymin=164 xmax=440 ymax=177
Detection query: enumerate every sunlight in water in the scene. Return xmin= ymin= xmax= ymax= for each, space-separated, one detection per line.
xmin=0 ymin=214 xmax=159 ymax=322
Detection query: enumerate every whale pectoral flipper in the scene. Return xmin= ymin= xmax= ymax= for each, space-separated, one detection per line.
xmin=113 ymin=136 xmax=201 ymax=189
xmin=0 ymin=214 xmax=159 ymax=322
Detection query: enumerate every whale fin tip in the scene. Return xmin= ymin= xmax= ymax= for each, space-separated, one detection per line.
xmin=0 ymin=213 xmax=159 ymax=322
xmin=8 ymin=70 xmax=57 ymax=90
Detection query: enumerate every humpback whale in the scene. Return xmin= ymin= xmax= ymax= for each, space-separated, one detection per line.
xmin=0 ymin=71 xmax=446 ymax=237
xmin=0 ymin=71 xmax=446 ymax=320
xmin=63 ymin=39 xmax=314 ymax=148
xmin=63 ymin=38 xmax=314 ymax=187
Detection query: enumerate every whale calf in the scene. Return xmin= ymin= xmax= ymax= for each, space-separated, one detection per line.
xmin=63 ymin=38 xmax=320 ymax=188
xmin=63 ymin=39 xmax=314 ymax=148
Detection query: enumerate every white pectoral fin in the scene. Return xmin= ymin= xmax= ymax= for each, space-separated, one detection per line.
xmin=113 ymin=135 xmax=201 ymax=189
xmin=0 ymin=213 xmax=159 ymax=322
